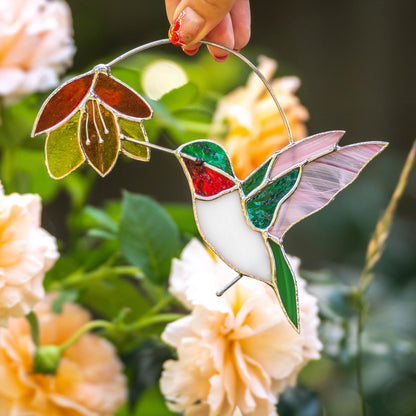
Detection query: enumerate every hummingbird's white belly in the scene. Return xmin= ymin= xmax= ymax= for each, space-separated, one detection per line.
xmin=194 ymin=189 xmax=273 ymax=283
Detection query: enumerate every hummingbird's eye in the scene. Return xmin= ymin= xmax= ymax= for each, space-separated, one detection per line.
xmin=195 ymin=157 xmax=204 ymax=166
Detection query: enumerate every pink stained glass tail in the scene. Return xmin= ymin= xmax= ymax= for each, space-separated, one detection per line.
xmin=269 ymin=141 xmax=388 ymax=240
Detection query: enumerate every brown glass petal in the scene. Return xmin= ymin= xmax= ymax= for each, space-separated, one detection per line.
xmin=94 ymin=74 xmax=152 ymax=119
xmin=80 ymin=101 xmax=120 ymax=176
xmin=33 ymin=73 xmax=94 ymax=136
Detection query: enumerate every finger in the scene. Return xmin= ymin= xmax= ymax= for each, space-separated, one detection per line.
xmin=165 ymin=0 xmax=180 ymax=22
xmin=205 ymin=14 xmax=234 ymax=61
xmin=168 ymin=0 xmax=236 ymax=46
xmin=230 ymin=0 xmax=251 ymax=51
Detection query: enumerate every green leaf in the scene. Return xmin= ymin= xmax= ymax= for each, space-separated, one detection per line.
xmin=114 ymin=403 xmax=130 ymax=416
xmin=164 ymin=203 xmax=198 ymax=236
xmin=51 ymin=289 xmax=79 ymax=314
xmin=119 ymin=192 xmax=181 ymax=283
xmin=0 ymin=95 xmax=40 ymax=147
xmin=111 ymin=67 xmax=143 ymax=93
xmin=13 ymin=148 xmax=61 ymax=201
xmin=160 ymin=82 xmax=199 ymax=112
xmin=166 ymin=108 xmax=214 ymax=144
xmin=79 ymin=276 xmax=151 ymax=322
xmin=26 ymin=311 xmax=39 ymax=346
xmin=83 ymin=205 xmax=118 ymax=234
xmin=133 ymin=386 xmax=176 ymax=416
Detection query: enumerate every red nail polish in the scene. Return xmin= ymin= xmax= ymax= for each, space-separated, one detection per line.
xmin=169 ymin=11 xmax=186 ymax=46
xmin=168 ymin=8 xmax=205 ymax=47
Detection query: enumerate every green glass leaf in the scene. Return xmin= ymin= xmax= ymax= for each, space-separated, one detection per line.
xmin=269 ymin=239 xmax=299 ymax=330
xmin=119 ymin=192 xmax=181 ymax=283
xmin=246 ymin=168 xmax=300 ymax=229
xmin=181 ymin=141 xmax=234 ymax=176
xmin=120 ymin=118 xmax=150 ymax=161
xmin=241 ymin=158 xmax=272 ymax=196
xmin=46 ymin=112 xmax=85 ymax=179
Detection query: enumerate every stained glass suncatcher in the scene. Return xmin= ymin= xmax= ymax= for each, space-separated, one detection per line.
xmin=32 ymin=39 xmax=388 ymax=332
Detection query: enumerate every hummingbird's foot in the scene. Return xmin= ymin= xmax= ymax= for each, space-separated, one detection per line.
xmin=216 ymin=274 xmax=243 ymax=297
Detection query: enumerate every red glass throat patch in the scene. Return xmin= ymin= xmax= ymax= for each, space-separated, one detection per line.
xmin=183 ymin=158 xmax=235 ymax=197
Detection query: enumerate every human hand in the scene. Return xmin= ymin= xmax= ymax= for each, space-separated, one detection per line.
xmin=165 ymin=0 xmax=251 ymax=61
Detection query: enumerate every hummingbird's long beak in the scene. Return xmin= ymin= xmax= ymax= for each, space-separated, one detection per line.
xmin=121 ymin=136 xmax=176 ymax=155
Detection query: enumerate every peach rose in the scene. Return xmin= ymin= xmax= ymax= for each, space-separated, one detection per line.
xmin=0 ymin=0 xmax=75 ymax=100
xmin=0 ymin=185 xmax=59 ymax=326
xmin=0 ymin=293 xmax=127 ymax=416
xmin=213 ymin=56 xmax=309 ymax=179
xmin=160 ymin=239 xmax=322 ymax=416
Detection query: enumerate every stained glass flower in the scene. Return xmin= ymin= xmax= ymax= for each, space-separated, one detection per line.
xmin=32 ymin=65 xmax=153 ymax=178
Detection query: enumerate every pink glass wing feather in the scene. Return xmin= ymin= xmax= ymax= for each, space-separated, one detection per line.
xmin=270 ymin=130 xmax=345 ymax=179
xmin=269 ymin=141 xmax=388 ymax=240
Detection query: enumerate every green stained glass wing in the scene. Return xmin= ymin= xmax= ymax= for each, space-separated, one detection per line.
xmin=119 ymin=118 xmax=150 ymax=161
xmin=181 ymin=141 xmax=234 ymax=176
xmin=246 ymin=168 xmax=300 ymax=230
xmin=46 ymin=112 xmax=85 ymax=179
xmin=269 ymin=239 xmax=299 ymax=331
xmin=241 ymin=158 xmax=272 ymax=196
xmin=80 ymin=101 xmax=120 ymax=176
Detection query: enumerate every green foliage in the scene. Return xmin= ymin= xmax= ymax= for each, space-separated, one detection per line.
xmin=26 ymin=312 xmax=39 ymax=346
xmin=79 ymin=276 xmax=151 ymax=322
xmin=132 ymin=386 xmax=176 ymax=416
xmin=164 ymin=203 xmax=198 ymax=237
xmin=119 ymin=191 xmax=181 ymax=283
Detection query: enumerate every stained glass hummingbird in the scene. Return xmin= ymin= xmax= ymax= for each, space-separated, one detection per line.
xmin=31 ymin=54 xmax=388 ymax=332
xmin=175 ymin=131 xmax=387 ymax=332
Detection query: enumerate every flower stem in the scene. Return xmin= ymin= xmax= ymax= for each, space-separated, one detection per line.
xmin=52 ymin=264 xmax=143 ymax=290
xmin=57 ymin=313 xmax=183 ymax=353
xmin=355 ymin=140 xmax=416 ymax=416
xmin=58 ymin=320 xmax=114 ymax=352
xmin=127 ymin=313 xmax=183 ymax=332
xmin=356 ymin=295 xmax=367 ymax=416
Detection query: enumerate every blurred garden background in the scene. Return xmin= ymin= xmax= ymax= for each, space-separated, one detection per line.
xmin=0 ymin=0 xmax=415 ymax=415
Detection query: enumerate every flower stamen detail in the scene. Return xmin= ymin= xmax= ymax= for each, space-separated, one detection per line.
xmin=84 ymin=107 xmax=91 ymax=145
xmin=92 ymin=100 xmax=104 ymax=144
xmin=96 ymin=101 xmax=109 ymax=135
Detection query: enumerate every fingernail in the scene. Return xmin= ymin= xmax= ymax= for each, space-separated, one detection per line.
xmin=169 ymin=7 xmax=205 ymax=47
xmin=183 ymin=46 xmax=200 ymax=56
xmin=214 ymin=54 xmax=229 ymax=62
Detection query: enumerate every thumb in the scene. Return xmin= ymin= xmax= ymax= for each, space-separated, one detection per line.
xmin=168 ymin=0 xmax=236 ymax=46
